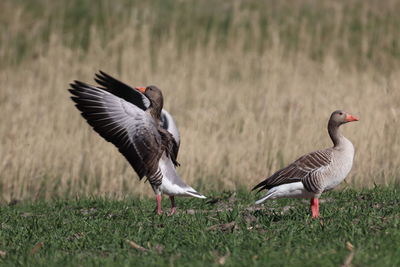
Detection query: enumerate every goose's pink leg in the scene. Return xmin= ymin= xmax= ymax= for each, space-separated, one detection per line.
xmin=310 ymin=198 xmax=319 ymax=218
xmin=155 ymin=195 xmax=163 ymax=215
xmin=168 ymin=196 xmax=176 ymax=216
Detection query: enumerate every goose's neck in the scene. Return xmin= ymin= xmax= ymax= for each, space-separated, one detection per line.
xmin=328 ymin=121 xmax=344 ymax=148
xmin=149 ymin=101 xmax=163 ymax=121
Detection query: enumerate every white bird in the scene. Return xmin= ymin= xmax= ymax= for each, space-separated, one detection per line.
xmin=253 ymin=110 xmax=358 ymax=218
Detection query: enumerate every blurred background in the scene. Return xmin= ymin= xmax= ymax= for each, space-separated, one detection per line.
xmin=1 ymin=0 xmax=399 ymax=201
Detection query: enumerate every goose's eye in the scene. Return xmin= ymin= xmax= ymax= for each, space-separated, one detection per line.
xmin=339 ymin=112 xmax=343 ymax=116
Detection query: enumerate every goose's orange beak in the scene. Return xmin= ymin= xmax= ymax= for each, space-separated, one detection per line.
xmin=135 ymin=86 xmax=146 ymax=93
xmin=346 ymin=114 xmax=359 ymax=122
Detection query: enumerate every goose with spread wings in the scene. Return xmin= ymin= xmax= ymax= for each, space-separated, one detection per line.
xmin=252 ymin=110 xmax=358 ymax=218
xmin=69 ymin=71 xmax=205 ymax=215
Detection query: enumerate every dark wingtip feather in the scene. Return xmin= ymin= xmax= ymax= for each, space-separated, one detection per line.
xmin=74 ymin=80 xmax=91 ymax=88
xmin=94 ymin=71 xmax=106 ymax=82
xmin=257 ymin=187 xmax=266 ymax=193
xmin=94 ymin=71 xmax=121 ymax=89
xmin=69 ymin=80 xmax=91 ymax=92
xmin=70 ymin=96 xmax=80 ymax=103
xmin=99 ymin=70 xmax=109 ymax=77
xmin=252 ymin=180 xmax=267 ymax=192
xmin=94 ymin=78 xmax=108 ymax=88
xmin=98 ymin=70 xmax=114 ymax=80
xmin=69 ymin=83 xmax=81 ymax=91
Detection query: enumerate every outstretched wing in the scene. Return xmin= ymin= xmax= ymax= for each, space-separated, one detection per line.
xmin=94 ymin=70 xmax=150 ymax=110
xmin=252 ymin=149 xmax=332 ymax=192
xmin=69 ymin=81 xmax=163 ymax=179
xmin=94 ymin=71 xmax=180 ymax=162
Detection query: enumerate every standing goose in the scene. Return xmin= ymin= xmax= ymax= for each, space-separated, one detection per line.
xmin=69 ymin=71 xmax=205 ymax=215
xmin=252 ymin=110 xmax=358 ymax=218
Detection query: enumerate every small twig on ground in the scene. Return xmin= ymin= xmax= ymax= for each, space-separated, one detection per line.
xmin=217 ymin=252 xmax=230 ymax=265
xmin=341 ymin=242 xmax=355 ymax=267
xmin=126 ymin=239 xmax=149 ymax=252
xmin=207 ymin=221 xmax=237 ymax=232
xmin=30 ymin=242 xmax=44 ymax=255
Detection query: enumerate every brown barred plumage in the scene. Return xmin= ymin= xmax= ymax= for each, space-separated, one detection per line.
xmin=253 ymin=149 xmax=332 ymax=193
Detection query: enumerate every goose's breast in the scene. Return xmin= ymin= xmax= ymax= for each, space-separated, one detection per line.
xmin=323 ymin=143 xmax=354 ymax=191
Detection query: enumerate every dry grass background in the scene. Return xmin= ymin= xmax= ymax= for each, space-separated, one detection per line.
xmin=1 ymin=0 xmax=400 ymax=201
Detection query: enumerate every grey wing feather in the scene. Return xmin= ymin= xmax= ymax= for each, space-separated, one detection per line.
xmin=69 ymin=81 xmax=163 ymax=179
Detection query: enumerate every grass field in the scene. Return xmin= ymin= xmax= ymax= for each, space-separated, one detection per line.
xmin=1 ymin=0 xmax=400 ymax=201
xmin=0 ymin=187 xmax=399 ymax=266
xmin=0 ymin=2 xmax=400 ymax=264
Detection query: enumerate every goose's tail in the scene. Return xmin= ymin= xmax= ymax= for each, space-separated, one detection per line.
xmin=159 ymin=153 xmax=206 ymax=199
xmin=255 ymin=190 xmax=276 ymax=205
xmin=184 ymin=189 xmax=206 ymax=199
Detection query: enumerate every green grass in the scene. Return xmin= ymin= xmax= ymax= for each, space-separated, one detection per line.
xmin=0 ymin=187 xmax=399 ymax=266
